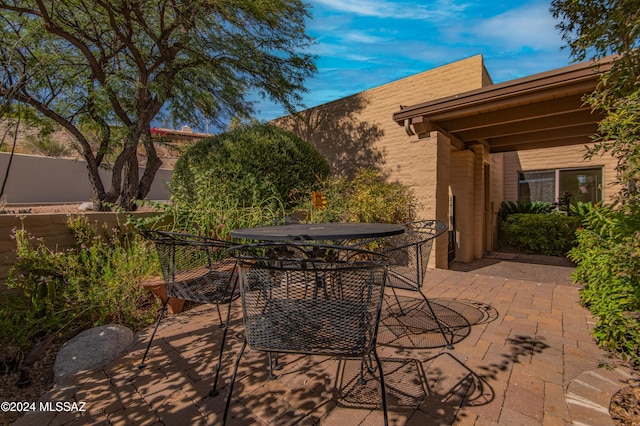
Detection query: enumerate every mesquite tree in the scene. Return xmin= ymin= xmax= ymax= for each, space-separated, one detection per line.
xmin=0 ymin=0 xmax=316 ymax=210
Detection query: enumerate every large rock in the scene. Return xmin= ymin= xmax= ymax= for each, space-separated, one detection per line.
xmin=53 ymin=324 xmax=133 ymax=383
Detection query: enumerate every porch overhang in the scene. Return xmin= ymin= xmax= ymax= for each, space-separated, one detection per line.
xmin=393 ymin=57 xmax=614 ymax=153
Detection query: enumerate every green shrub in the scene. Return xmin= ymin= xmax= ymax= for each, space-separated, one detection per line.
xmin=498 ymin=200 xmax=554 ymax=221
xmin=568 ymin=205 xmax=640 ymax=364
xmin=501 ymin=213 xmax=581 ymax=256
xmin=172 ymin=123 xmax=331 ymax=208
xmin=295 ymin=168 xmax=417 ymax=224
xmin=2 ymin=216 xmax=159 ymax=350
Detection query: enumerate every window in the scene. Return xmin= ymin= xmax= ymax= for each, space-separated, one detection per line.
xmin=518 ymin=167 xmax=602 ymax=204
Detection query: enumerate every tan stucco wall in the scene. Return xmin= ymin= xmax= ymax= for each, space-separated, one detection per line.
xmin=502 ymin=144 xmax=620 ymax=204
xmin=450 ymin=150 xmax=475 ymax=262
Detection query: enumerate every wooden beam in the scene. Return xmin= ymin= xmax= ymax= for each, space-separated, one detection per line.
xmin=454 ymin=109 xmax=599 ymax=140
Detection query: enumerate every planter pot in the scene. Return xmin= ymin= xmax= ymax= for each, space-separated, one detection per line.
xmin=140 ymin=278 xmax=185 ymax=314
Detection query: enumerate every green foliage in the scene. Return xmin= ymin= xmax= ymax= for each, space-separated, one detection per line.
xmin=0 ymin=0 xmax=316 ymax=209
xmin=568 ymin=205 xmax=640 ymax=364
xmin=2 ymin=216 xmax=159 ymax=350
xmin=172 ymin=123 xmax=330 ymax=208
xmin=24 ymin=132 xmax=70 ymax=157
xmin=498 ymin=200 xmax=554 ymax=221
xmin=551 ymin=0 xmax=640 ymax=205
xmin=551 ymin=0 xmax=640 ymax=364
xmin=295 ymin=168 xmax=417 ymax=224
xmin=501 ymin=213 xmax=581 ymax=256
xmin=585 ymin=89 xmax=640 ymax=204
xmin=569 ymin=201 xmax=600 ymax=222
xmin=131 ymin=173 xmax=286 ymax=238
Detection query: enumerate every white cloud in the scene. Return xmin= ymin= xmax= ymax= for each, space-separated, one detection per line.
xmin=309 ymin=0 xmax=468 ymax=21
xmin=344 ymin=31 xmax=389 ymax=44
xmin=464 ymin=3 xmax=563 ymax=51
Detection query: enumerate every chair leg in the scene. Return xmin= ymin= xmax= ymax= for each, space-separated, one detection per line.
xmin=358 ymin=358 xmax=367 ymax=385
xmin=372 ymin=349 xmax=389 ymax=426
xmin=215 ymin=303 xmax=224 ymax=328
xmin=222 ymin=339 xmax=248 ymax=426
xmin=389 ymin=287 xmax=406 ymax=315
xmin=419 ymin=291 xmax=454 ymax=350
xmin=267 ymin=353 xmax=277 ymax=379
xmin=209 ymin=300 xmax=233 ymax=397
xmin=139 ymin=297 xmax=170 ymax=369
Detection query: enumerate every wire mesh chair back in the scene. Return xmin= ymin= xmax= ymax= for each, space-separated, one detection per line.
xmin=138 ymin=229 xmax=238 ymax=397
xmin=379 ymin=219 xmax=448 ymax=291
xmin=233 ymin=242 xmax=388 ymax=356
xmin=144 ymin=230 xmax=238 ymax=304
xmin=223 ymin=242 xmax=390 ymax=425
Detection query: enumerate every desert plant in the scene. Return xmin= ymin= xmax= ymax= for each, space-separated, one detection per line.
xmin=2 ymin=216 xmax=159 ymax=350
xmin=295 ymin=168 xmax=417 ymax=224
xmin=131 ymin=170 xmax=287 ymax=238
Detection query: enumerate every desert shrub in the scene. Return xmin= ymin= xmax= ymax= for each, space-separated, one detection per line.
xmin=500 ymin=213 xmax=581 ymax=256
xmin=568 ymin=205 xmax=640 ymax=364
xmin=295 ymin=168 xmax=418 ymax=224
xmin=133 ymin=171 xmax=286 ymax=238
xmin=172 ymin=123 xmax=330 ymax=208
xmin=2 ymin=216 xmax=159 ymax=350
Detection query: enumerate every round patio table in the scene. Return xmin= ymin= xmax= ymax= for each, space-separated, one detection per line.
xmin=231 ymin=222 xmax=404 ymax=241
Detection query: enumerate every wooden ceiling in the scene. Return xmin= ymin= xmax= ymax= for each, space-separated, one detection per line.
xmin=393 ymin=58 xmax=613 ymax=153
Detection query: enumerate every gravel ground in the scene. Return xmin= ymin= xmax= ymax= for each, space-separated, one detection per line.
xmin=0 ymin=342 xmax=60 ymax=425
xmin=2 ymin=203 xmax=160 ymax=215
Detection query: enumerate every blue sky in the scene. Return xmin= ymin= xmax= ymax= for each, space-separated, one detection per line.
xmin=250 ymin=0 xmax=574 ymax=124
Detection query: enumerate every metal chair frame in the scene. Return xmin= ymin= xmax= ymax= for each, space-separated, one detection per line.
xmin=223 ymin=242 xmax=390 ymax=425
xmin=139 ymin=230 xmax=238 ymax=397
xmin=380 ymin=219 xmax=455 ymax=349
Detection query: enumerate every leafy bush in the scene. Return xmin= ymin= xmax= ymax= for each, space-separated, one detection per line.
xmin=569 ymin=201 xmax=600 ymax=222
xmin=2 ymin=216 xmax=159 ymax=350
xmin=501 ymin=213 xmax=581 ymax=256
xmin=172 ymin=123 xmax=331 ymax=208
xmin=498 ymin=200 xmax=554 ymax=222
xmin=295 ymin=168 xmax=417 ymax=224
xmin=568 ymin=205 xmax=640 ymax=364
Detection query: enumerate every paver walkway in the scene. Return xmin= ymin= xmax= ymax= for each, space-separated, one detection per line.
xmin=14 ymin=257 xmax=637 ymax=425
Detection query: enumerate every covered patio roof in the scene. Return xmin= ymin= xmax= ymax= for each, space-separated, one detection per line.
xmin=393 ymin=57 xmax=614 ymax=153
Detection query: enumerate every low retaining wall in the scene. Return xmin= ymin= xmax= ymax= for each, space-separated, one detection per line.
xmin=0 ymin=212 xmax=156 ymax=288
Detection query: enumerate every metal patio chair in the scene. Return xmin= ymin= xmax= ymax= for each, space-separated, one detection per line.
xmin=379 ymin=219 xmax=456 ymax=349
xmin=223 ymin=242 xmax=390 ymax=425
xmin=139 ymin=230 xmax=238 ymax=397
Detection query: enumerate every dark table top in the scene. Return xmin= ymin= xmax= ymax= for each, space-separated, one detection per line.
xmin=231 ymin=222 xmax=404 ymax=241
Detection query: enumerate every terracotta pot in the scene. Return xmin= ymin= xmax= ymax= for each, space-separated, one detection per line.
xmin=140 ymin=278 xmax=185 ymax=314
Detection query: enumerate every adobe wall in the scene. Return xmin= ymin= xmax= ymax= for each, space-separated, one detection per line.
xmin=0 ymin=152 xmax=172 ymax=204
xmin=276 ymin=55 xmax=489 ymax=265
xmin=0 ymin=212 xmax=155 ymax=287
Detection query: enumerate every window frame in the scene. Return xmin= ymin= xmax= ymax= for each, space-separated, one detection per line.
xmin=517 ymin=166 xmax=603 ymax=204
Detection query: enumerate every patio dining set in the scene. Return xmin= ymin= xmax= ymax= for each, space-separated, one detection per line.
xmin=139 ymin=219 xmax=458 ymax=426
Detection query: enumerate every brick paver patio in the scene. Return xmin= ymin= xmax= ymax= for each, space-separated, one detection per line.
xmin=13 ymin=263 xmax=637 ymax=425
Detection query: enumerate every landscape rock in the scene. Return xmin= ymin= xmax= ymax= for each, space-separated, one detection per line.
xmin=78 ymin=201 xmax=94 ymax=211
xmin=53 ymin=324 xmax=133 ymax=383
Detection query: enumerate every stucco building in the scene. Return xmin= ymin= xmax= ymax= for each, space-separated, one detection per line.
xmin=276 ymin=55 xmax=619 ymax=268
